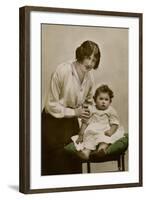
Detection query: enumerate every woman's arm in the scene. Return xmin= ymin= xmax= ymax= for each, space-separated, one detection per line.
xmin=45 ymin=71 xmax=76 ymax=118
xmin=45 ymin=70 xmax=90 ymax=119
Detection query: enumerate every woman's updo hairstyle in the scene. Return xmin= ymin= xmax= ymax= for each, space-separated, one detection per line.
xmin=75 ymin=40 xmax=101 ymax=69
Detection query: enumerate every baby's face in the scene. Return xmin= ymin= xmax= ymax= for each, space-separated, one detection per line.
xmin=95 ymin=92 xmax=111 ymax=110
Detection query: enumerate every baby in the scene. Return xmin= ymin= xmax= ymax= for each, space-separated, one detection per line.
xmin=71 ymin=84 xmax=125 ymax=160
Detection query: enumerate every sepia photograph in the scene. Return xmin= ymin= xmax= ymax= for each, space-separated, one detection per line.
xmin=19 ymin=6 xmax=142 ymax=193
xmin=41 ymin=24 xmax=129 ymax=176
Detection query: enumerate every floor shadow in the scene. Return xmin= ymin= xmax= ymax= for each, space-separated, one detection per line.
xmin=8 ymin=185 xmax=19 ymax=191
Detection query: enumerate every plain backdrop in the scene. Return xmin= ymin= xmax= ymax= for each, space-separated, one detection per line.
xmin=0 ymin=0 xmax=145 ymax=200
xmin=42 ymin=24 xmax=128 ymax=131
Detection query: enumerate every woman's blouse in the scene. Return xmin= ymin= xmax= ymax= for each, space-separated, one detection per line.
xmin=45 ymin=61 xmax=95 ymax=118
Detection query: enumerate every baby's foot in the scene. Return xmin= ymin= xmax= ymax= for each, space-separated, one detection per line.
xmin=97 ymin=149 xmax=106 ymax=157
xmin=97 ymin=143 xmax=109 ymax=156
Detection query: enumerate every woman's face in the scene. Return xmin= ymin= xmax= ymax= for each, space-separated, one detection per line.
xmin=80 ymin=53 xmax=97 ymax=73
xmin=95 ymin=92 xmax=111 ymax=110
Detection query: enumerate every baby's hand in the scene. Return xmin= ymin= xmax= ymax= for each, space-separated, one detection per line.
xmin=76 ymin=135 xmax=83 ymax=144
xmin=104 ymin=130 xmax=113 ymax=137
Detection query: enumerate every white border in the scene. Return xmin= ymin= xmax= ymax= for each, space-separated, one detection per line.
xmin=30 ymin=11 xmax=139 ymax=189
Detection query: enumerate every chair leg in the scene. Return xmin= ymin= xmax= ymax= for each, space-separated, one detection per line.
xmin=87 ymin=161 xmax=91 ymax=173
xmin=122 ymin=154 xmax=125 ymax=171
xmin=117 ymin=156 xmax=121 ymax=171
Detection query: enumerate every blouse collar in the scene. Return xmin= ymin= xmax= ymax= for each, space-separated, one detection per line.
xmin=71 ymin=61 xmax=90 ymax=86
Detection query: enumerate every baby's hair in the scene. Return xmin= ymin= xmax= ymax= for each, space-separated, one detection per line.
xmin=93 ymin=85 xmax=114 ymax=102
xmin=75 ymin=40 xmax=101 ymax=69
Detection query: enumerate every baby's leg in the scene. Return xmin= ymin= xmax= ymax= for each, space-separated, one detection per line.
xmin=77 ymin=149 xmax=91 ymax=160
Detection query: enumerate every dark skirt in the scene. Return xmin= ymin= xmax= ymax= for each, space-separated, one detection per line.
xmin=41 ymin=109 xmax=82 ymax=175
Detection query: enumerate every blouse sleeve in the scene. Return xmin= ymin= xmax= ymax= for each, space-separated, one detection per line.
xmin=45 ymin=69 xmax=75 ymax=118
xmin=109 ymin=107 xmax=120 ymax=126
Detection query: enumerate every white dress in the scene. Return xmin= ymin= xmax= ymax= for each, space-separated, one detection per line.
xmin=71 ymin=105 xmax=125 ymax=151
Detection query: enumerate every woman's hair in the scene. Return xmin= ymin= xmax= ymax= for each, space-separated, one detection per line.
xmin=93 ymin=85 xmax=114 ymax=102
xmin=75 ymin=40 xmax=101 ymax=69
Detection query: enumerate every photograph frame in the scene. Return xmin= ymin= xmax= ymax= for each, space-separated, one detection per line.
xmin=19 ymin=6 xmax=143 ymax=194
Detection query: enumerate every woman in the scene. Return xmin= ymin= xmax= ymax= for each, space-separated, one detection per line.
xmin=41 ymin=40 xmax=101 ymax=175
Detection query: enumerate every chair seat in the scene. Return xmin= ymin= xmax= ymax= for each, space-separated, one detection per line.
xmin=89 ymin=152 xmax=124 ymax=163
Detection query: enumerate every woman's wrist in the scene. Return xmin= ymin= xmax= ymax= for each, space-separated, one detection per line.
xmin=74 ymin=107 xmax=82 ymax=117
xmin=74 ymin=108 xmax=79 ymax=117
xmin=64 ymin=107 xmax=76 ymax=118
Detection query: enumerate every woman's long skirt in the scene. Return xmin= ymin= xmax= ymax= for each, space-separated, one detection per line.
xmin=41 ymin=110 xmax=82 ymax=175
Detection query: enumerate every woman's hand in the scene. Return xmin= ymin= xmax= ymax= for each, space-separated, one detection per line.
xmin=75 ymin=106 xmax=90 ymax=120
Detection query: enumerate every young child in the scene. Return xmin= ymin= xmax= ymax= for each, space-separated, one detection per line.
xmin=71 ymin=84 xmax=125 ymax=160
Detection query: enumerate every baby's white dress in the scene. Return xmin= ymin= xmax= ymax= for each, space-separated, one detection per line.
xmin=71 ymin=105 xmax=125 ymax=151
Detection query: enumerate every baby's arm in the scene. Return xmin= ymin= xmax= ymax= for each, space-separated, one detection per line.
xmin=105 ymin=106 xmax=120 ymax=137
xmin=76 ymin=104 xmax=93 ymax=143
xmin=76 ymin=122 xmax=88 ymax=144
xmin=104 ymin=124 xmax=118 ymax=137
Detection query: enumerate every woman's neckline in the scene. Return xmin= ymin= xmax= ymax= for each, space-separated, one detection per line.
xmin=73 ymin=61 xmax=86 ymax=84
